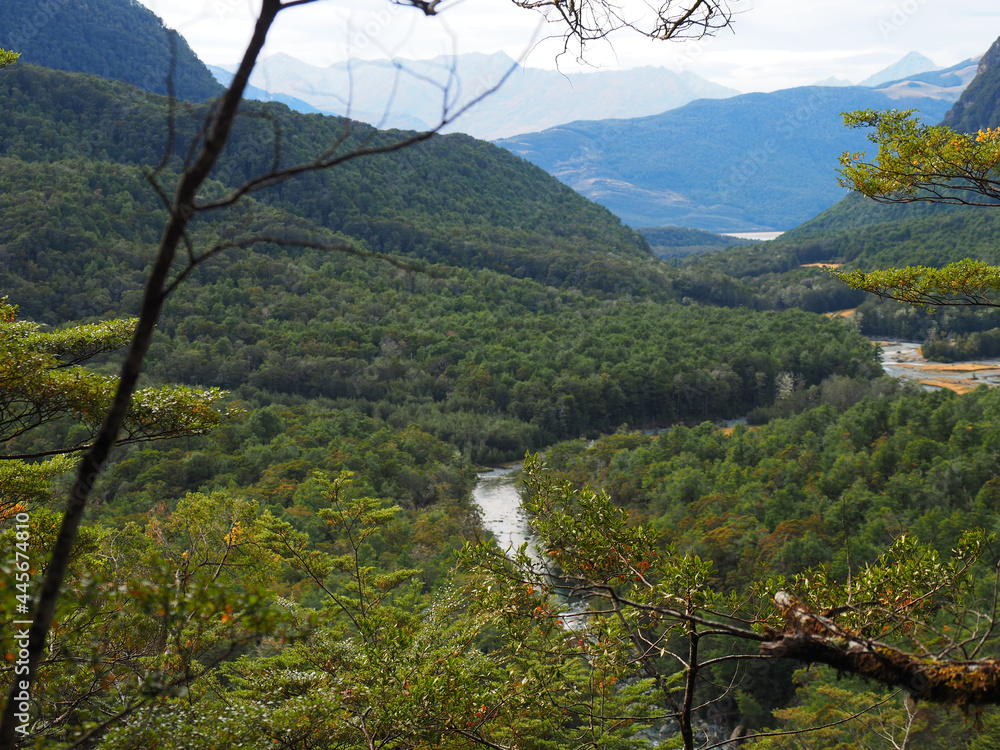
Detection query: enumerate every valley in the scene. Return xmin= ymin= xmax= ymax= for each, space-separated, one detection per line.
xmin=3 ymin=1 xmax=1000 ymax=748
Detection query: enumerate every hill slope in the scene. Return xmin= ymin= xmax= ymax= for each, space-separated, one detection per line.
xmin=498 ymin=84 xmax=957 ymax=231
xmin=0 ymin=0 xmax=222 ymax=101
xmin=0 ymin=63 xmax=880 ymax=459
xmin=858 ymin=52 xmax=938 ymax=87
xmin=0 ymin=62 xmax=660 ymax=298
xmin=943 ymin=36 xmax=1000 ymax=132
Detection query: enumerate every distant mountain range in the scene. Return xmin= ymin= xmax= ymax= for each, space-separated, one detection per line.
xmin=213 ymin=52 xmax=739 ymax=140
xmin=496 ymin=59 xmax=980 ymax=232
xmin=814 ymin=52 xmax=943 ymax=88
xmin=208 ymin=65 xmax=320 ymax=114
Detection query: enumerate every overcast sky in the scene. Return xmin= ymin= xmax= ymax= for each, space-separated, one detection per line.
xmin=138 ymin=0 xmax=1000 ymax=92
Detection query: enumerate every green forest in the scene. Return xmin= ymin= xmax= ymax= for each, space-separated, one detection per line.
xmin=5 ymin=1 xmax=1000 ymax=748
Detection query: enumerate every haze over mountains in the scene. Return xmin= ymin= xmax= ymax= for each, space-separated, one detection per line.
xmin=206 ymin=46 xmax=981 ymax=232
xmin=856 ymin=51 xmax=939 ymax=87
xmin=215 ymin=50 xmax=975 ymax=142
xmin=215 ymin=51 xmax=739 ymax=140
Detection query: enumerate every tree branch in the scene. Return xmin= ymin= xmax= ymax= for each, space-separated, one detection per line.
xmin=763 ymin=591 xmax=1000 ymax=705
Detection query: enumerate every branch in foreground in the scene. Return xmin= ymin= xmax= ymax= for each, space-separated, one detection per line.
xmin=763 ymin=591 xmax=1000 ymax=706
xmin=838 ymin=108 xmax=1000 ymax=206
xmin=510 ymin=0 xmax=736 ymax=57
xmin=832 ymin=259 xmax=1000 ymax=309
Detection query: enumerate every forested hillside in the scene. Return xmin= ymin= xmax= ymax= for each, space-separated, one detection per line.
xmin=0 ymin=63 xmax=659 ymax=300
xmin=6 ymin=2 xmax=1000 ymax=746
xmin=0 ymin=62 xmax=882 ymax=465
xmin=943 ymin=36 xmax=1000 ymax=133
xmin=0 ymin=0 xmax=221 ymax=101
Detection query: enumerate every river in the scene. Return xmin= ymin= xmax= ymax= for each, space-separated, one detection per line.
xmin=472 ymin=342 xmax=1000 ymax=549
xmin=471 ymin=465 xmax=533 ymax=557
xmin=877 ymin=340 xmax=1000 ymax=393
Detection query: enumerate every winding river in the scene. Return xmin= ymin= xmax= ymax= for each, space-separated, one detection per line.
xmin=472 ymin=342 xmax=1000 ymax=546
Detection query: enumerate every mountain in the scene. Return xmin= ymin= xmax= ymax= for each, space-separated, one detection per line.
xmin=207 ymin=64 xmax=321 ymax=114
xmin=858 ymin=51 xmax=938 ymax=87
xmin=0 ymin=0 xmax=222 ymax=101
xmin=943 ymin=36 xmax=1000 ymax=132
xmin=814 ymin=77 xmax=853 ymax=87
xmin=214 ymin=51 xmax=739 ymax=140
xmin=497 ymin=83 xmax=958 ymax=232
xmin=778 ymin=40 xmax=999 ymax=241
xmin=873 ymin=57 xmax=979 ymax=105
xmin=812 ymin=57 xmax=977 ymax=101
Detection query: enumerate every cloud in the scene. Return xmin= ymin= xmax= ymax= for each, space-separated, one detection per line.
xmin=136 ymin=0 xmax=998 ymax=93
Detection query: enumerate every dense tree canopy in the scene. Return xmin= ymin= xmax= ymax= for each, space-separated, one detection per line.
xmin=16 ymin=0 xmax=1000 ymax=746
xmin=492 ymin=384 xmax=1000 ymax=743
xmin=0 ymin=0 xmax=220 ymax=101
xmin=834 ymin=109 xmax=1000 ymax=307
xmin=0 ymin=299 xmax=229 ymax=519
xmin=839 ymin=109 xmax=1000 ymax=208
xmin=0 ymin=0 xmax=751 ymax=745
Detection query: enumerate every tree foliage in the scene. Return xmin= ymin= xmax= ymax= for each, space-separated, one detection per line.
xmin=833 ymin=108 xmax=1000 ymax=311
xmin=839 ymin=109 xmax=1000 ymax=207
xmin=0 ymin=299 xmax=229 ymax=519
xmin=835 ymin=258 xmax=1000 ymax=309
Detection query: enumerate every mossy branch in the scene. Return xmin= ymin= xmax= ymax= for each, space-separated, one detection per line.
xmin=764 ymin=591 xmax=1000 ymax=706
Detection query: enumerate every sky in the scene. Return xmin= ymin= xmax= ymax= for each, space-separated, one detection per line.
xmin=138 ymin=0 xmax=1000 ymax=92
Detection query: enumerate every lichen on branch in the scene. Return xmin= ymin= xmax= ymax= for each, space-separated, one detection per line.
xmin=764 ymin=591 xmax=1000 ymax=706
